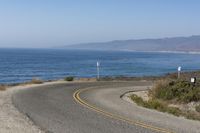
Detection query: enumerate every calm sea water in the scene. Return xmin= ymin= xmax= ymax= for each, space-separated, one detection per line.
xmin=0 ymin=48 xmax=200 ymax=83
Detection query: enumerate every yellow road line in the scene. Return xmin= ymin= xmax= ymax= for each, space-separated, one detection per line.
xmin=73 ymin=88 xmax=174 ymax=133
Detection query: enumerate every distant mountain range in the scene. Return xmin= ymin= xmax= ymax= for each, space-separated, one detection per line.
xmin=63 ymin=35 xmax=200 ymax=52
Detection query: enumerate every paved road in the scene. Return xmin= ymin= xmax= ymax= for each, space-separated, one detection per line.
xmin=12 ymin=81 xmax=200 ymax=133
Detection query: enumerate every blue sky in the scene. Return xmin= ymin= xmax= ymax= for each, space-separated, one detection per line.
xmin=0 ymin=0 xmax=200 ymax=48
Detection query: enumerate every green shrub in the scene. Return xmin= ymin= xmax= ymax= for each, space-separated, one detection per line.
xmin=64 ymin=76 xmax=74 ymax=81
xmin=151 ymin=79 xmax=200 ymax=103
xmin=147 ymin=99 xmax=166 ymax=111
xmin=180 ymin=89 xmax=200 ymax=103
xmin=196 ymin=105 xmax=200 ymax=113
xmin=130 ymin=94 xmax=182 ymax=116
xmin=150 ymin=80 xmax=171 ymax=99
xmin=166 ymin=107 xmax=182 ymax=116
xmin=130 ymin=95 xmax=147 ymax=107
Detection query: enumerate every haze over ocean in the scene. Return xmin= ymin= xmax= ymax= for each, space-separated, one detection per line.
xmin=1 ymin=48 xmax=200 ymax=84
xmin=0 ymin=1 xmax=200 ymax=48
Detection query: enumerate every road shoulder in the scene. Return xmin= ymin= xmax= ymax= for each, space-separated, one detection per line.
xmin=0 ymin=81 xmax=65 ymax=133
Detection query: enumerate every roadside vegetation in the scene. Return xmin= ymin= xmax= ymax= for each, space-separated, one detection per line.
xmin=130 ymin=78 xmax=200 ymax=121
xmin=0 ymin=78 xmax=43 ymax=92
xmin=23 ymin=78 xmax=44 ymax=84
xmin=29 ymin=78 xmax=43 ymax=84
xmin=130 ymin=94 xmax=182 ymax=116
xmin=8 ymin=78 xmax=44 ymax=86
xmin=150 ymin=80 xmax=200 ymax=103
xmin=99 ymin=71 xmax=200 ymax=81
xmin=64 ymin=76 xmax=74 ymax=81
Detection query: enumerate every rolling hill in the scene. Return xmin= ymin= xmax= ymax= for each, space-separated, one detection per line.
xmin=63 ymin=35 xmax=200 ymax=52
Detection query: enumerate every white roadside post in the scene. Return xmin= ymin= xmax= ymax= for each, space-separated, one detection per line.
xmin=97 ymin=61 xmax=100 ymax=80
xmin=178 ymin=66 xmax=181 ymax=79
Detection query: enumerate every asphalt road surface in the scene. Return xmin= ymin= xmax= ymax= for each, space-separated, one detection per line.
xmin=12 ymin=81 xmax=200 ymax=133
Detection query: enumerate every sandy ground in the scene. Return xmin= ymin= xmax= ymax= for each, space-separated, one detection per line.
xmin=0 ymin=80 xmax=67 ymax=133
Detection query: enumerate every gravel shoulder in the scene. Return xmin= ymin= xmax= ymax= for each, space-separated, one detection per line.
xmin=0 ymin=81 xmax=66 ymax=133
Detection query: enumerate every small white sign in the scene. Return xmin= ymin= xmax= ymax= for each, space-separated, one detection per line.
xmin=178 ymin=66 xmax=181 ymax=72
xmin=191 ymin=78 xmax=196 ymax=83
xmin=97 ymin=61 xmax=100 ymax=67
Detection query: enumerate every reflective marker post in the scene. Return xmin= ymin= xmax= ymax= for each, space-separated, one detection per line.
xmin=97 ymin=61 xmax=100 ymax=80
xmin=178 ymin=66 xmax=181 ymax=79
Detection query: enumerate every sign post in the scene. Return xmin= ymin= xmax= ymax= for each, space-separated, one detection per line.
xmin=97 ymin=61 xmax=100 ymax=80
xmin=178 ymin=66 xmax=181 ymax=79
xmin=191 ymin=77 xmax=196 ymax=86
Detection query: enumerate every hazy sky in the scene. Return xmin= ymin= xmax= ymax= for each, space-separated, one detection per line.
xmin=0 ymin=0 xmax=200 ymax=48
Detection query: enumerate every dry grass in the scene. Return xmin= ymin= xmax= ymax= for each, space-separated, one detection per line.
xmin=0 ymin=78 xmax=43 ymax=91
xmin=149 ymin=79 xmax=170 ymax=98
xmin=30 ymin=78 xmax=43 ymax=84
xmin=22 ymin=78 xmax=43 ymax=85
xmin=130 ymin=94 xmax=182 ymax=116
xmin=78 ymin=78 xmax=97 ymax=82
xmin=0 ymin=85 xmax=6 ymax=91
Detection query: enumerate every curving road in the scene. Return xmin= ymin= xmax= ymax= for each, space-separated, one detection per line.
xmin=12 ymin=81 xmax=200 ymax=133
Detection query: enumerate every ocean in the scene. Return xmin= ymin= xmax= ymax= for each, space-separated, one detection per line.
xmin=0 ymin=48 xmax=200 ymax=84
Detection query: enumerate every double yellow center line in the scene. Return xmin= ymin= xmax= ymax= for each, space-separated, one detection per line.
xmin=73 ymin=88 xmax=174 ymax=133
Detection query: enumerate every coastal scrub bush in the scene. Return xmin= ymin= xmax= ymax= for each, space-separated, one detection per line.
xmin=130 ymin=94 xmax=148 ymax=107
xmin=149 ymin=80 xmax=171 ymax=99
xmin=166 ymin=106 xmax=182 ymax=116
xmin=150 ymin=79 xmax=200 ymax=103
xmin=64 ymin=76 xmax=74 ymax=81
xmin=130 ymin=94 xmax=182 ymax=116
xmin=147 ymin=99 xmax=166 ymax=111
